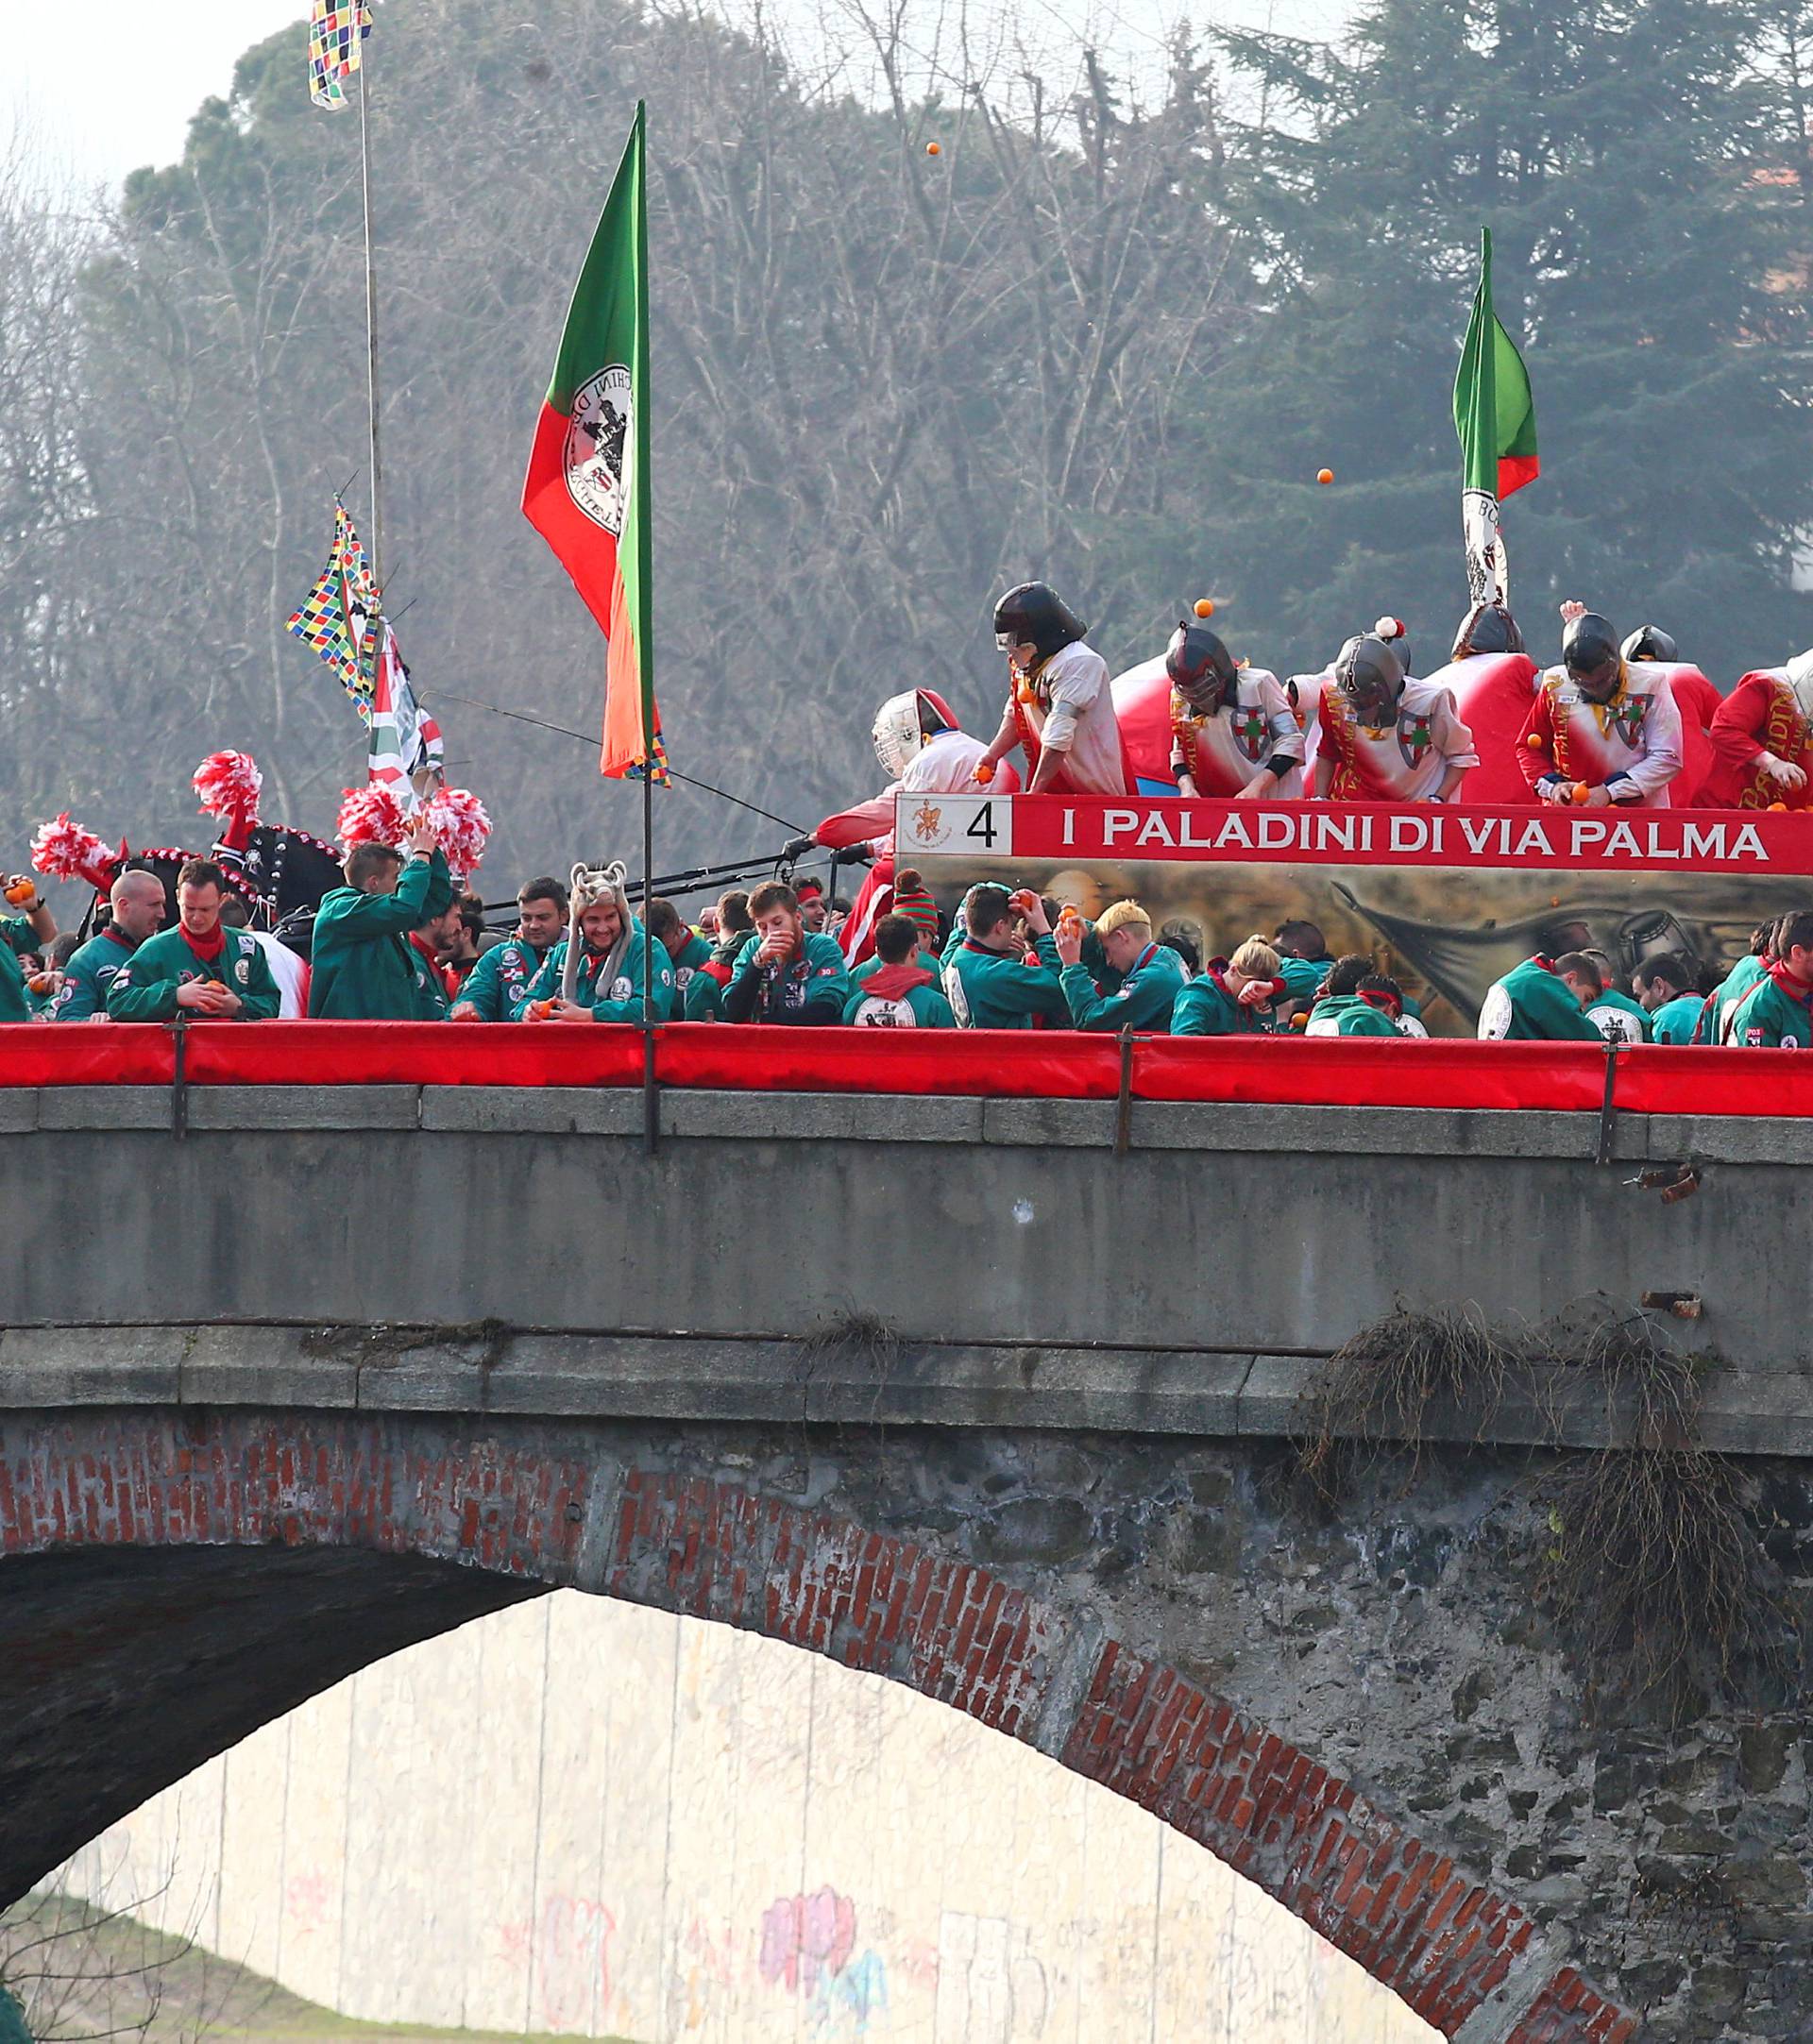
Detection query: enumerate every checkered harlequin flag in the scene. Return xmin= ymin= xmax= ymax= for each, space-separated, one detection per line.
xmin=287 ymin=500 xmax=379 ymax=722
xmin=308 ymin=0 xmax=372 ymax=110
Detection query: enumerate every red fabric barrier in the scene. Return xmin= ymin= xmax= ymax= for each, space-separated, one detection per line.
xmin=655 ymin=1023 xmax=1127 ymax=1097
xmin=7 ymin=1020 xmax=1813 ymax=1119
xmin=0 ymin=1024 xmax=175 ymax=1086
xmin=1131 ymin=1036 xmax=1610 ymax=1111
xmin=177 ymin=1021 xmax=648 ymax=1088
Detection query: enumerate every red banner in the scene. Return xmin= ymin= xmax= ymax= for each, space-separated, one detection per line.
xmin=6 ymin=1022 xmax=1813 ymax=1118
xmin=898 ymin=793 xmax=1813 ymax=877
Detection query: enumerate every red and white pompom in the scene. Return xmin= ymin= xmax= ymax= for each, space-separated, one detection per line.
xmin=192 ymin=750 xmax=263 ymax=823
xmin=335 ymin=785 xmax=410 ymax=850
xmin=30 ymin=813 xmax=123 ymax=892
xmin=1373 ymin=615 xmax=1408 ymax=643
xmin=423 ymin=787 xmax=492 ymax=879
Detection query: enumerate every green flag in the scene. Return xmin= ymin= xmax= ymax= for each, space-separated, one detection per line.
xmin=1453 ymin=228 xmax=1538 ymax=606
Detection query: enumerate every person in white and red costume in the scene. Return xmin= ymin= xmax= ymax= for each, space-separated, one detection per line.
xmin=973 ymin=582 xmax=1132 ymax=796
xmin=1123 ymin=619 xmax=1305 ymax=799
xmin=787 ymin=689 xmax=1015 ymax=963
xmin=1703 ymin=647 xmax=1813 ymax=811
xmin=1518 ymin=610 xmax=1683 ymax=807
xmin=1313 ymin=633 xmax=1478 ymax=802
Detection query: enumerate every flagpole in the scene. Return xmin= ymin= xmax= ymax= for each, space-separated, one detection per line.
xmin=358 ymin=44 xmax=384 ymax=598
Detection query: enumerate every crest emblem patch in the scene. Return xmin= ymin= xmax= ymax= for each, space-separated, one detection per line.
xmin=564 ymin=365 xmax=633 ymax=534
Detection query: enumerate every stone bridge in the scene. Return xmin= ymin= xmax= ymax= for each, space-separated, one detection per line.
xmin=5 ymin=1082 xmax=1813 ymax=2044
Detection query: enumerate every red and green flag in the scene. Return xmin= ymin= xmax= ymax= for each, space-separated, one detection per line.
xmin=522 ymin=102 xmax=667 ymax=785
xmin=1452 ymin=227 xmax=1538 ymax=608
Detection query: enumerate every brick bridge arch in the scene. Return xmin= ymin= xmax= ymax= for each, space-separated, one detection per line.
xmin=0 ymin=1408 xmax=1631 ymax=2044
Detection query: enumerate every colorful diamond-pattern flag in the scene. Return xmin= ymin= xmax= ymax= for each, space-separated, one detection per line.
xmin=287 ymin=500 xmax=379 ymax=722
xmin=308 ymin=0 xmax=372 ymax=110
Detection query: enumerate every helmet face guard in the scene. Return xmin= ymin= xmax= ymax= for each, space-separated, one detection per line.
xmin=1621 ymin=624 xmax=1677 ymax=665
xmin=1564 ymin=614 xmax=1621 ymax=701
xmin=871 ymin=692 xmax=922 ymax=778
xmin=1165 ymin=621 xmax=1237 ymax=715
xmin=992 ymin=582 xmax=1088 ymax=661
xmin=1335 ymin=634 xmax=1404 ymax=722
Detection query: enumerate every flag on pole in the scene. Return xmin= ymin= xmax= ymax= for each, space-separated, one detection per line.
xmin=308 ymin=1 xmax=373 ymax=110
xmin=287 ymin=500 xmax=380 ymax=722
xmin=1452 ymin=228 xmax=1539 ymax=608
xmin=366 ymin=621 xmax=444 ymax=811
xmin=521 ymin=102 xmax=667 ymax=785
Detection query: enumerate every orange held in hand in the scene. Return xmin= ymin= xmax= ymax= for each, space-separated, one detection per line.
xmin=1316 ymin=468 xmax=1334 ymax=485
xmin=1571 ymin=784 xmax=1590 ymax=804
xmin=528 ymin=999 xmax=555 ymax=1021
xmin=973 ymin=760 xmax=996 ymax=786
xmin=4 ymin=879 xmax=35 ymax=904
xmin=1194 ymin=598 xmax=1215 ymax=618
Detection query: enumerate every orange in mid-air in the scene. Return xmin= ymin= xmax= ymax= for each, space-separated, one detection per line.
xmin=925 ymin=141 xmax=940 ymax=156
xmin=1194 ymin=598 xmax=1215 ymax=618
xmin=1526 ymin=733 xmax=1544 ymax=750
xmin=1316 ymin=467 xmax=1334 ymax=485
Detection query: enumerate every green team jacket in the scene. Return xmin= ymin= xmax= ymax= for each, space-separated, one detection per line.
xmin=1171 ymin=969 xmax=1270 ymax=1037
xmin=683 ymin=930 xmax=750 ymax=1021
xmin=720 ymin=931 xmax=853 ymax=1024
xmin=1708 ymin=953 xmax=1769 ymax=1043
xmin=453 ymin=938 xmax=549 ymax=1022
xmin=519 ymin=925 xmax=673 ymax=1022
xmin=940 ymin=934 xmax=1067 ymax=1030
xmin=842 ymin=975 xmax=956 ymax=1027
xmin=1479 ymin=956 xmax=1601 ymax=1041
xmin=409 ymin=938 xmax=450 ymax=1022
xmin=1729 ymin=968 xmax=1813 ymax=1048
xmin=1059 ymin=940 xmax=1186 ymax=1032
xmin=1306 ymin=991 xmax=1398 ymax=1037
xmin=856 ymin=947 xmax=943 ymax=982
xmin=1586 ymin=986 xmax=1651 ymax=1043
xmin=52 ymin=928 xmax=139 ymax=1022
xmin=309 ymin=851 xmax=453 ymax=1020
xmin=1277 ymin=956 xmax=1333 ymax=1005
xmin=665 ymin=930 xmax=714 ymax=1020
xmin=1649 ymin=994 xmax=1703 ymax=1046
xmin=106 ymin=924 xmax=280 ymax=1022
xmin=0 ymin=916 xmax=36 ymax=1022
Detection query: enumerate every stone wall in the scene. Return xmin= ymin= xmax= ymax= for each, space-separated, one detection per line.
xmin=59 ymin=1592 xmax=1436 ymax=2044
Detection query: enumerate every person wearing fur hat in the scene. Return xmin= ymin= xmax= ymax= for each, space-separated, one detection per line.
xmin=1704 ymin=649 xmax=1813 ymax=811
xmin=720 ymin=881 xmax=854 ymax=1025
xmin=517 ymin=863 xmax=673 ymax=1022
xmin=1054 ymin=897 xmax=1186 ymax=1031
xmin=309 ymin=819 xmax=451 ymax=1019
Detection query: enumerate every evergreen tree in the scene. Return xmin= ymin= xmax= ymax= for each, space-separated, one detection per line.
xmin=1199 ymin=0 xmax=1813 ymax=683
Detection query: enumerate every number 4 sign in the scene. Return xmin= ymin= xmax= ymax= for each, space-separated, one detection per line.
xmin=894 ymin=793 xmax=1016 ymax=858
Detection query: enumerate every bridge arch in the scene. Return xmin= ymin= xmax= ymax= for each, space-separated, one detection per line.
xmin=0 ymin=1407 xmax=1632 ymax=2044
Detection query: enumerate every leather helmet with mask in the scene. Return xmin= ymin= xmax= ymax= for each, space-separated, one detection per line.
xmin=1164 ymin=620 xmax=1239 ymax=717
xmin=1334 ymin=633 xmax=1405 ymax=726
xmin=1563 ymin=612 xmax=1622 ymax=704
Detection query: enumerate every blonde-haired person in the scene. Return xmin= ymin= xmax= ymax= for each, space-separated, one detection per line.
xmin=1053 ymin=897 xmax=1186 ymax=1032
xmin=1170 ymin=934 xmax=1284 ymax=1037
xmin=515 ymin=862 xmax=673 ymax=1022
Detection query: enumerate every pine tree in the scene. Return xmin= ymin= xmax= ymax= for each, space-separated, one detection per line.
xmin=1195 ymin=0 xmax=1813 ymax=684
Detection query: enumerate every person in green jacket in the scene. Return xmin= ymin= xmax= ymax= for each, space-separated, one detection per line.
xmin=720 ymin=880 xmax=853 ymax=1023
xmin=940 ymin=885 xmax=1068 ymax=1030
xmin=1054 ymin=897 xmax=1186 ymax=1031
xmin=1172 ymin=934 xmax=1283 ymax=1036
xmin=51 ymin=870 xmax=167 ymax=1021
xmin=1635 ymin=955 xmax=1704 ymax=1047
xmin=646 ymin=896 xmax=715 ymax=1021
xmin=842 ymin=914 xmax=955 ymax=1027
xmin=684 ymin=893 xmax=756 ymax=1021
xmin=1307 ymin=979 xmax=1400 ymax=1036
xmin=0 ymin=870 xmax=56 ymax=1023
xmin=1476 ymin=953 xmax=1604 ymax=1041
xmin=451 ymin=876 xmax=569 ymax=1022
xmin=310 ymin=826 xmax=452 ymax=1019
xmin=518 ymin=862 xmax=674 ymax=1022
xmin=1580 ymin=948 xmax=1651 ymax=1043
xmin=106 ymin=858 xmax=280 ymax=1022
xmin=1701 ymin=923 xmax=1778 ymax=1043
xmin=1730 ymin=913 xmax=1813 ymax=1047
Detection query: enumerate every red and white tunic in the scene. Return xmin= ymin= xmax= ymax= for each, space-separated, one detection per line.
xmin=1008 ymin=641 xmax=1132 ymax=796
xmin=1110 ymin=656 xmax=1305 ymax=799
xmin=1316 ymin=677 xmax=1479 ymax=802
xmin=814 ymin=728 xmax=1013 ymax=856
xmin=1703 ymin=668 xmax=1813 ymax=811
xmin=1517 ymin=666 xmax=1684 ymax=807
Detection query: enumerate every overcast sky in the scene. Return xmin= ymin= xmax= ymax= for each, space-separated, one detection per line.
xmin=12 ymin=0 xmax=1348 ymax=195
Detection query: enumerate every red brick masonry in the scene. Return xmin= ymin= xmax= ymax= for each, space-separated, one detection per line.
xmin=0 ymin=1411 xmax=1635 ymax=2041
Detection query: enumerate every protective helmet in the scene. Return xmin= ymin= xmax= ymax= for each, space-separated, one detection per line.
xmin=1373 ymin=615 xmax=1412 ymax=674
xmin=1563 ymin=612 xmax=1620 ymax=677
xmin=1621 ymin=624 xmax=1678 ymax=664
xmin=871 ymin=689 xmax=959 ymax=777
xmin=1334 ymin=633 xmax=1405 ymax=717
xmin=993 ymin=583 xmax=1087 ymax=660
xmin=1452 ymin=602 xmax=1525 ymax=659
xmin=1164 ymin=620 xmax=1238 ymax=713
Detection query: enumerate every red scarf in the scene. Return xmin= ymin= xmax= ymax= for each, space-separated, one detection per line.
xmin=184 ymin=921 xmax=228 ymax=965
